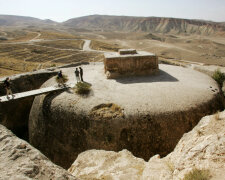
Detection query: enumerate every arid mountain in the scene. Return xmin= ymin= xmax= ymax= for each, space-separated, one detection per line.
xmin=0 ymin=14 xmax=224 ymax=35
xmin=0 ymin=15 xmax=58 ymax=26
xmin=63 ymin=15 xmax=225 ymax=35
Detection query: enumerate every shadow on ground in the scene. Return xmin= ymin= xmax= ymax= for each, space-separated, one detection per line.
xmin=115 ymin=69 xmax=179 ymax=84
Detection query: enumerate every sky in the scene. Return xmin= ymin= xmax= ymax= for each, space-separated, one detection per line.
xmin=0 ymin=0 xmax=225 ymax=22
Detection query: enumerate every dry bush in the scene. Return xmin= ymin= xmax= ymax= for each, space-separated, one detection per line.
xmin=75 ymin=82 xmax=91 ymax=95
xmin=183 ymin=168 xmax=211 ymax=180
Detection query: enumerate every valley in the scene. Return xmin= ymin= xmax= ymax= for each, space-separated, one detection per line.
xmin=0 ymin=15 xmax=225 ymax=77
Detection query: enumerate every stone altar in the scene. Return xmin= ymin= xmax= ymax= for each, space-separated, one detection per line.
xmin=104 ymin=49 xmax=158 ymax=79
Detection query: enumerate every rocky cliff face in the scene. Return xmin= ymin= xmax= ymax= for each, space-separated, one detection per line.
xmin=68 ymin=111 xmax=225 ymax=180
xmin=63 ymin=15 xmax=225 ymax=35
xmin=0 ymin=125 xmax=77 ymax=180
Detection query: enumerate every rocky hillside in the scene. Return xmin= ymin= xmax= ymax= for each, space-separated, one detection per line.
xmin=69 ymin=111 xmax=225 ymax=180
xmin=1 ymin=14 xmax=224 ymax=35
xmin=0 ymin=15 xmax=58 ymax=26
xmin=63 ymin=15 xmax=225 ymax=35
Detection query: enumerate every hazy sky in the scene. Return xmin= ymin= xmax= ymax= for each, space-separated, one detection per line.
xmin=0 ymin=0 xmax=225 ymax=22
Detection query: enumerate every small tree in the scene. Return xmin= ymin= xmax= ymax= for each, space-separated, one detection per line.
xmin=212 ymin=69 xmax=225 ymax=87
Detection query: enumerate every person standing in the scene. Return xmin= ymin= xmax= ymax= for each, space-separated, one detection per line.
xmin=75 ymin=68 xmax=80 ymax=83
xmin=79 ymin=67 xmax=83 ymax=82
xmin=4 ymin=77 xmax=14 ymax=99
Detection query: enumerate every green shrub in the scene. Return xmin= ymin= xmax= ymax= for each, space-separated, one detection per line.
xmin=212 ymin=69 xmax=225 ymax=87
xmin=75 ymin=82 xmax=91 ymax=95
xmin=183 ymin=168 xmax=211 ymax=180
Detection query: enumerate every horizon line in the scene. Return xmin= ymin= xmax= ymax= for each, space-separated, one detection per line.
xmin=0 ymin=13 xmax=224 ymax=23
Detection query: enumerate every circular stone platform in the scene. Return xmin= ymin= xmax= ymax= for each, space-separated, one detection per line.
xmin=29 ymin=63 xmax=223 ymax=168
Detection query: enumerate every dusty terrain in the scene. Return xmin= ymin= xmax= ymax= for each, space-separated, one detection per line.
xmin=81 ymin=31 xmax=225 ymax=66
xmin=0 ymin=15 xmax=225 ymax=78
xmin=0 ymin=29 xmax=103 ymax=77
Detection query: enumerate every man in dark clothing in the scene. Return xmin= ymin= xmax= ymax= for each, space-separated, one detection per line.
xmin=57 ymin=70 xmax=64 ymax=86
xmin=4 ymin=77 xmax=14 ymax=99
xmin=58 ymin=70 xmax=63 ymax=78
xmin=79 ymin=67 xmax=83 ymax=82
xmin=75 ymin=68 xmax=80 ymax=83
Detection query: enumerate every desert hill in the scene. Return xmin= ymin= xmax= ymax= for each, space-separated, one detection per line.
xmin=63 ymin=15 xmax=225 ymax=35
xmin=0 ymin=15 xmax=58 ymax=26
xmin=0 ymin=14 xmax=225 ymax=35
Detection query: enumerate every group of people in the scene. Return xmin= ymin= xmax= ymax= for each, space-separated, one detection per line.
xmin=75 ymin=67 xmax=84 ymax=82
xmin=0 ymin=66 xmax=84 ymax=101
xmin=57 ymin=67 xmax=84 ymax=87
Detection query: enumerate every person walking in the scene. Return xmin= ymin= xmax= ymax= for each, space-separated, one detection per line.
xmin=75 ymin=68 xmax=80 ymax=83
xmin=4 ymin=77 xmax=14 ymax=99
xmin=79 ymin=67 xmax=83 ymax=82
xmin=57 ymin=70 xmax=64 ymax=87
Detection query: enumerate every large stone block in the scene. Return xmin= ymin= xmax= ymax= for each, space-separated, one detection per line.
xmin=104 ymin=49 xmax=158 ymax=79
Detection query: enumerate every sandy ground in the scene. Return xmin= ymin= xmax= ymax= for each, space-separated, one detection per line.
xmin=57 ymin=63 xmax=220 ymax=115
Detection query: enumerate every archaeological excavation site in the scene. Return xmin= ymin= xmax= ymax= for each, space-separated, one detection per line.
xmin=0 ymin=48 xmax=224 ymax=179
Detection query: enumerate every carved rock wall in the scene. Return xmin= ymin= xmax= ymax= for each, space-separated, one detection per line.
xmin=104 ymin=51 xmax=158 ymax=78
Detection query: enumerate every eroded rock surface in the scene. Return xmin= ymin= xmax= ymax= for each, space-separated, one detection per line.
xmin=29 ymin=64 xmax=224 ymax=169
xmin=69 ymin=111 xmax=225 ymax=180
xmin=0 ymin=125 xmax=77 ymax=180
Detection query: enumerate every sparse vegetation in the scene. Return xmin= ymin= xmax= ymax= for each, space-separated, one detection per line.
xmin=183 ymin=168 xmax=211 ymax=180
xmin=39 ymin=31 xmax=77 ymax=39
xmin=212 ymin=69 xmax=225 ymax=87
xmin=75 ymin=82 xmax=91 ymax=95
xmin=0 ymin=41 xmax=100 ymax=77
xmin=36 ymin=40 xmax=84 ymax=50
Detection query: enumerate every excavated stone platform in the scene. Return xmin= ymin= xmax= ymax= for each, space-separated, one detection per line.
xmin=29 ymin=63 xmax=224 ymax=169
